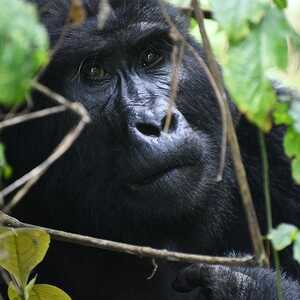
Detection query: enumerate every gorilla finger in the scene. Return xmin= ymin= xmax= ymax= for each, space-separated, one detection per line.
xmin=172 ymin=264 xmax=210 ymax=293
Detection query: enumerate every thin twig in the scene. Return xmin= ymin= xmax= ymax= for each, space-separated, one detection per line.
xmin=190 ymin=0 xmax=268 ymax=267
xmin=147 ymin=259 xmax=158 ymax=280
xmin=0 ymin=106 xmax=66 ymax=130
xmin=32 ymin=82 xmax=90 ymax=123
xmin=159 ymin=0 xmax=267 ymax=266
xmin=258 ymin=130 xmax=283 ymax=299
xmin=0 ymin=212 xmax=256 ymax=267
xmin=163 ymin=43 xmax=184 ymax=132
xmin=191 ymin=0 xmax=228 ymax=182
xmin=159 ymin=2 xmax=186 ymax=133
xmin=180 ymin=7 xmax=213 ymax=20
xmin=1 ymin=119 xmax=87 ymax=207
xmin=159 ymin=0 xmax=227 ymax=181
xmin=0 ymin=83 xmax=90 ymax=211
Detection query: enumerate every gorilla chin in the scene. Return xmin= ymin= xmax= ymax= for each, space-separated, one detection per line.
xmin=125 ymin=164 xmax=201 ymax=197
xmin=120 ymin=127 xmax=205 ymax=212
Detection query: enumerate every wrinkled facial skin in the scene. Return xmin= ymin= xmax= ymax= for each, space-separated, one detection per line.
xmin=6 ymin=0 xmax=236 ymax=246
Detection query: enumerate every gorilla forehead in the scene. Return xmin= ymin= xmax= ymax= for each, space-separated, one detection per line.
xmin=37 ymin=0 xmax=187 ymax=50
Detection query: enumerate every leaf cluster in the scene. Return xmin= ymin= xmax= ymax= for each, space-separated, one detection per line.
xmin=0 ymin=228 xmax=71 ymax=300
xmin=268 ymin=223 xmax=300 ymax=263
xmin=0 ymin=0 xmax=49 ymax=106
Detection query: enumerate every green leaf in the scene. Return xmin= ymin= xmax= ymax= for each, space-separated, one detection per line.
xmin=292 ymin=158 xmax=300 ymax=184
xmin=224 ymin=39 xmax=276 ymax=131
xmin=286 ymin=0 xmax=300 ymax=36
xmin=7 ymin=284 xmax=20 ymax=300
xmin=273 ymin=102 xmax=293 ymax=126
xmin=0 ymin=0 xmax=49 ymax=106
xmin=7 ymin=277 xmax=37 ymax=300
xmin=25 ymin=276 xmax=38 ymax=299
xmin=224 ymin=7 xmax=294 ymax=130
xmin=190 ymin=19 xmax=228 ymax=64
xmin=273 ymin=0 xmax=287 ymax=9
xmin=210 ymin=0 xmax=267 ymax=42
xmin=268 ymin=223 xmax=298 ymax=251
xmin=283 ymin=128 xmax=300 ymax=183
xmin=29 ymin=285 xmax=71 ymax=300
xmin=8 ymin=284 xmax=71 ymax=300
xmin=0 ymin=228 xmax=50 ymax=287
xmin=0 ymin=143 xmax=12 ymax=180
xmin=283 ymin=127 xmax=300 ymax=158
xmin=293 ymin=233 xmax=300 ymax=264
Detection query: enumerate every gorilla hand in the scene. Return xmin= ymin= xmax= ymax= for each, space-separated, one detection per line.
xmin=173 ymin=263 xmax=300 ymax=300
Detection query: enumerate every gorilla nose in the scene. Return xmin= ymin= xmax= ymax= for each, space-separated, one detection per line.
xmin=135 ymin=113 xmax=178 ymax=138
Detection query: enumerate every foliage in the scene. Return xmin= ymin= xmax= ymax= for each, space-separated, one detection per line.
xmin=210 ymin=1 xmax=299 ymax=128
xmin=202 ymin=0 xmax=300 ymax=264
xmin=167 ymin=0 xmax=300 ymax=265
xmin=268 ymin=223 xmax=300 ymax=264
xmin=0 ymin=228 xmax=71 ymax=300
xmin=210 ymin=0 xmax=267 ymax=42
xmin=273 ymin=0 xmax=287 ymax=10
xmin=0 ymin=2 xmax=71 ymax=298
xmin=0 ymin=144 xmax=12 ymax=181
xmin=186 ymin=0 xmax=300 ymax=183
xmin=0 ymin=0 xmax=49 ymax=106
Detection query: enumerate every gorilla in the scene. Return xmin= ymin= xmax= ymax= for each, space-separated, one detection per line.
xmin=2 ymin=0 xmax=300 ymax=299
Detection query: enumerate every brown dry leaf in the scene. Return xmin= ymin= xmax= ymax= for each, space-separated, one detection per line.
xmin=69 ymin=0 xmax=87 ymax=25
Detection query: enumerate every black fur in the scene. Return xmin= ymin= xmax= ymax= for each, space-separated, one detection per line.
xmin=2 ymin=0 xmax=300 ymax=298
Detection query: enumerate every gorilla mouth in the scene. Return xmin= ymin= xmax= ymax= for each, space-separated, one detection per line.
xmin=127 ymin=164 xmax=193 ymax=190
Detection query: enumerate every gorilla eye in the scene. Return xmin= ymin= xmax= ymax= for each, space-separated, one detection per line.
xmin=81 ymin=60 xmax=109 ymax=82
xmin=141 ymin=49 xmax=163 ymax=68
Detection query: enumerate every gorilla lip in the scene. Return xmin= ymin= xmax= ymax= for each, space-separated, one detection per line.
xmin=127 ymin=164 xmax=192 ymax=189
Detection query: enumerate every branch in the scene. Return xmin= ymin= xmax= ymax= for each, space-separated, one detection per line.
xmin=163 ymin=35 xmax=184 ymax=132
xmin=180 ymin=7 xmax=213 ymax=19
xmin=0 ymin=83 xmax=90 ymax=212
xmin=159 ymin=0 xmax=228 ymax=181
xmin=32 ymin=82 xmax=90 ymax=123
xmin=191 ymin=0 xmax=268 ymax=266
xmin=0 ymin=106 xmax=66 ymax=130
xmin=0 ymin=212 xmax=256 ymax=267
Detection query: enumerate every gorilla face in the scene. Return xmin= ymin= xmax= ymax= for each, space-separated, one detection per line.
xmin=9 ymin=0 xmax=234 ymax=243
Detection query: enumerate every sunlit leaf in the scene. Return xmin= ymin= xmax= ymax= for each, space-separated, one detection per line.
xmin=293 ymin=233 xmax=300 ymax=263
xmin=0 ymin=228 xmax=50 ymax=287
xmin=210 ymin=0 xmax=267 ymax=42
xmin=224 ymin=7 xmax=294 ymax=130
xmin=8 ymin=284 xmax=71 ymax=300
xmin=283 ymin=128 xmax=300 ymax=182
xmin=284 ymin=128 xmax=300 ymax=158
xmin=268 ymin=223 xmax=298 ymax=251
xmin=0 ymin=0 xmax=49 ymax=106
xmin=292 ymin=158 xmax=300 ymax=184
xmin=273 ymin=102 xmax=293 ymax=126
xmin=0 ymin=143 xmax=12 ymax=180
xmin=273 ymin=0 xmax=287 ymax=10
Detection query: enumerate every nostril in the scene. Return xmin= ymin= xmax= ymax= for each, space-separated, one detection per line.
xmin=161 ymin=113 xmax=178 ymax=133
xmin=136 ymin=122 xmax=161 ymax=137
